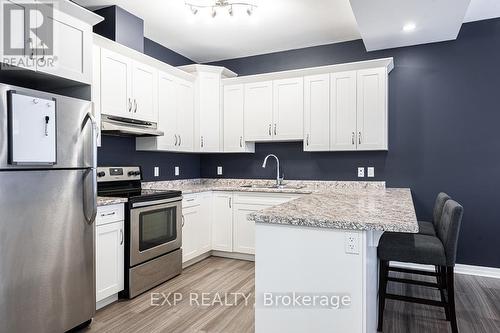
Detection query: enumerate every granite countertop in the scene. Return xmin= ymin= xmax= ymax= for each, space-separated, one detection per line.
xmin=249 ymin=188 xmax=418 ymax=233
xmin=97 ymin=196 xmax=128 ymax=206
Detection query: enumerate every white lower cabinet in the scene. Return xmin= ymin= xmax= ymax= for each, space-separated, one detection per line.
xmin=95 ymin=204 xmax=124 ymax=305
xmin=182 ymin=193 xmax=212 ymax=263
xmin=212 ymin=192 xmax=234 ymax=252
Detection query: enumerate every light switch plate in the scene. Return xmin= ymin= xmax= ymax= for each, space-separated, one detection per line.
xmin=367 ymin=167 xmax=375 ymax=178
xmin=357 ymin=167 xmax=365 ymax=178
xmin=345 ymin=232 xmax=360 ymax=254
xmin=154 ymin=167 xmax=159 ymax=177
xmin=217 ymin=166 xmax=223 ymax=175
xmin=174 ymin=166 xmax=180 ymax=176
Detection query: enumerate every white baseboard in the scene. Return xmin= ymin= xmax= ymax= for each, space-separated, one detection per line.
xmin=390 ymin=261 xmax=500 ymax=279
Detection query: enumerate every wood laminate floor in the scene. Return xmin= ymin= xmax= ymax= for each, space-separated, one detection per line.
xmin=79 ymin=257 xmax=500 ymax=333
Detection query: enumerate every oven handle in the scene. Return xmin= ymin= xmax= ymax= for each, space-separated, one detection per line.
xmin=131 ymin=197 xmax=183 ymax=208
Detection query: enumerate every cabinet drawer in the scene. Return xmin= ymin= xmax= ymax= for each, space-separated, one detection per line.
xmin=182 ymin=193 xmax=203 ymax=208
xmin=97 ymin=204 xmax=125 ymax=225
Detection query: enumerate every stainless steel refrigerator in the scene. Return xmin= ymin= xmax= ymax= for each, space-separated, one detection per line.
xmin=0 ymin=83 xmax=97 ymax=332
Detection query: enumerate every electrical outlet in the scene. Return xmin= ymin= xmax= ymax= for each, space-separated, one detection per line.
xmin=154 ymin=167 xmax=159 ymax=177
xmin=217 ymin=166 xmax=223 ymax=175
xmin=367 ymin=167 xmax=375 ymax=178
xmin=174 ymin=166 xmax=180 ymax=176
xmin=357 ymin=167 xmax=365 ymax=178
xmin=345 ymin=232 xmax=360 ymax=254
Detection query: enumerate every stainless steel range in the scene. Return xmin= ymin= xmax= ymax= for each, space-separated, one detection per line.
xmin=97 ymin=166 xmax=182 ymax=298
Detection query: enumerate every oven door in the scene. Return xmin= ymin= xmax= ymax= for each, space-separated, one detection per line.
xmin=130 ymin=198 xmax=182 ymax=267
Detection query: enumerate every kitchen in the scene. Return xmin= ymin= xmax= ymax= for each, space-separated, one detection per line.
xmin=0 ymin=0 xmax=499 ymax=332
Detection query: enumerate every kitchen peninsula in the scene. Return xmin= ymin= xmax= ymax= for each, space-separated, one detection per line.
xmin=250 ymin=188 xmax=418 ymax=333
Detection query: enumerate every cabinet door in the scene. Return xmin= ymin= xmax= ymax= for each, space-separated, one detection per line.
xmin=198 ymin=72 xmax=221 ymax=152
xmin=233 ymin=204 xmax=263 ymax=254
xmin=198 ymin=193 xmax=212 ymax=254
xmin=100 ymin=48 xmax=132 ymax=118
xmin=357 ymin=68 xmax=388 ymax=150
xmin=223 ymin=84 xmax=246 ymax=152
xmin=131 ymin=61 xmax=158 ymax=122
xmin=37 ymin=8 xmax=92 ymax=84
xmin=177 ymin=79 xmax=195 ymax=152
xmin=96 ymin=221 xmax=124 ymax=302
xmin=182 ymin=205 xmax=201 ymax=262
xmin=330 ymin=71 xmax=357 ymax=151
xmin=244 ymin=81 xmax=273 ymax=141
xmin=304 ymin=74 xmax=330 ymax=151
xmin=212 ymin=193 xmax=233 ymax=252
xmin=273 ymin=78 xmax=304 ymax=141
xmin=156 ymin=72 xmax=178 ymax=150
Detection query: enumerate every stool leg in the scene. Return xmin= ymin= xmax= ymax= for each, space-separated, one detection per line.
xmin=377 ymin=260 xmax=389 ymax=332
xmin=437 ymin=265 xmax=450 ymax=320
xmin=446 ymin=266 xmax=459 ymax=333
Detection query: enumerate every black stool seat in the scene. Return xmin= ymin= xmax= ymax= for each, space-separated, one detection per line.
xmin=417 ymin=220 xmax=437 ymax=236
xmin=378 ymin=232 xmax=445 ymax=266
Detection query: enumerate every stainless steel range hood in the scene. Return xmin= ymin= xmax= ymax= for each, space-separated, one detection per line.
xmin=101 ymin=115 xmax=164 ymax=137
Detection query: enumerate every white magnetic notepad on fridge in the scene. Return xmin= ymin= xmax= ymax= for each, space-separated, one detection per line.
xmin=9 ymin=92 xmax=57 ymax=165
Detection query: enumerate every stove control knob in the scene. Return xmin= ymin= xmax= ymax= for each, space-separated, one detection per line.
xmin=128 ymin=171 xmax=135 ymax=176
xmin=97 ymin=171 xmax=105 ymax=178
xmin=134 ymin=171 xmax=141 ymax=176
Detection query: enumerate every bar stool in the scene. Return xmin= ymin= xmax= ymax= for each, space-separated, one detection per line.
xmin=418 ymin=192 xmax=451 ymax=236
xmin=377 ymin=199 xmax=464 ymax=333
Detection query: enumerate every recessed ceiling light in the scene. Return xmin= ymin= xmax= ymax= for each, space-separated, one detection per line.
xmin=403 ymin=22 xmax=416 ymax=32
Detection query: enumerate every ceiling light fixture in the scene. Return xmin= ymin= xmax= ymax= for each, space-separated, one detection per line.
xmin=402 ymin=22 xmax=416 ymax=32
xmin=185 ymin=0 xmax=257 ymax=18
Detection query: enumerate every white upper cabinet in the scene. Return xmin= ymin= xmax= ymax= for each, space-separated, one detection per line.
xmin=196 ymin=71 xmax=221 ymax=152
xmin=330 ymin=71 xmax=357 ymax=150
xmin=131 ymin=61 xmax=158 ymax=122
xmin=223 ymin=84 xmax=255 ymax=153
xmin=273 ymin=78 xmax=304 ymax=140
xmin=100 ymin=48 xmax=132 ymax=119
xmin=0 ymin=0 xmax=101 ymax=83
xmin=304 ymin=74 xmax=330 ymax=151
xmin=99 ymin=48 xmax=158 ymax=123
xmin=136 ymin=72 xmax=194 ymax=152
xmin=244 ymin=81 xmax=274 ymax=141
xmin=356 ymin=68 xmax=388 ymax=150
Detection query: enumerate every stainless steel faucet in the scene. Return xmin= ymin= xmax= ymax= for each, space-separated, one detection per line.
xmin=262 ymin=154 xmax=284 ymax=187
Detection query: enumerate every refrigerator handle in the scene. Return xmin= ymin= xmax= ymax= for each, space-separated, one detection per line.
xmin=82 ymin=111 xmax=98 ymax=225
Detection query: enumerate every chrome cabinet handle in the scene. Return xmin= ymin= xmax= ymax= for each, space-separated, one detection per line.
xmin=240 ymin=136 xmax=243 ymax=148
xmin=174 ymin=135 xmax=178 ymax=146
xmin=120 ymin=229 xmax=124 ymax=245
xmin=201 ymin=136 xmax=204 ymax=148
xmin=133 ymin=99 xmax=137 ymax=113
xmin=229 ymin=197 xmax=232 ymax=208
xmin=358 ymin=131 xmax=362 ymax=145
xmin=274 ymin=124 xmax=277 ymax=135
xmin=186 ymin=198 xmax=195 ymax=202
xmin=100 ymin=211 xmax=116 ymax=217
xmin=179 ymin=135 xmax=182 ymax=146
xmin=182 ymin=215 xmax=185 ymax=227
xmin=268 ymin=124 xmax=272 ymax=136
xmin=28 ymin=38 xmax=34 ymax=60
xmin=352 ymin=132 xmax=355 ymax=145
xmin=306 ymin=134 xmax=310 ymax=146
xmin=128 ymin=98 xmax=132 ymax=112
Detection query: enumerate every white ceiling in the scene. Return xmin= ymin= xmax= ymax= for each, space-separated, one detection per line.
xmin=74 ymin=0 xmax=500 ymax=63
xmin=349 ymin=0 xmax=471 ymax=51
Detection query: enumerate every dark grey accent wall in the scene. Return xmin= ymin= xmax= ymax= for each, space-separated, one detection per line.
xmin=144 ymin=38 xmax=194 ymax=66
xmin=98 ymin=136 xmax=200 ymax=181
xmin=93 ymin=5 xmax=145 ymax=53
xmin=203 ymin=18 xmax=500 ymax=268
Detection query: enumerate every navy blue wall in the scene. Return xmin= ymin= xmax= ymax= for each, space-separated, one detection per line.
xmin=144 ymin=38 xmax=194 ymax=66
xmin=203 ymin=18 xmax=500 ymax=268
xmin=98 ymin=136 xmax=200 ymax=181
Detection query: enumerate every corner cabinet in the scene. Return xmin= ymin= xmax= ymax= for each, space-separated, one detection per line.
xmin=95 ymin=204 xmax=124 ymax=308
